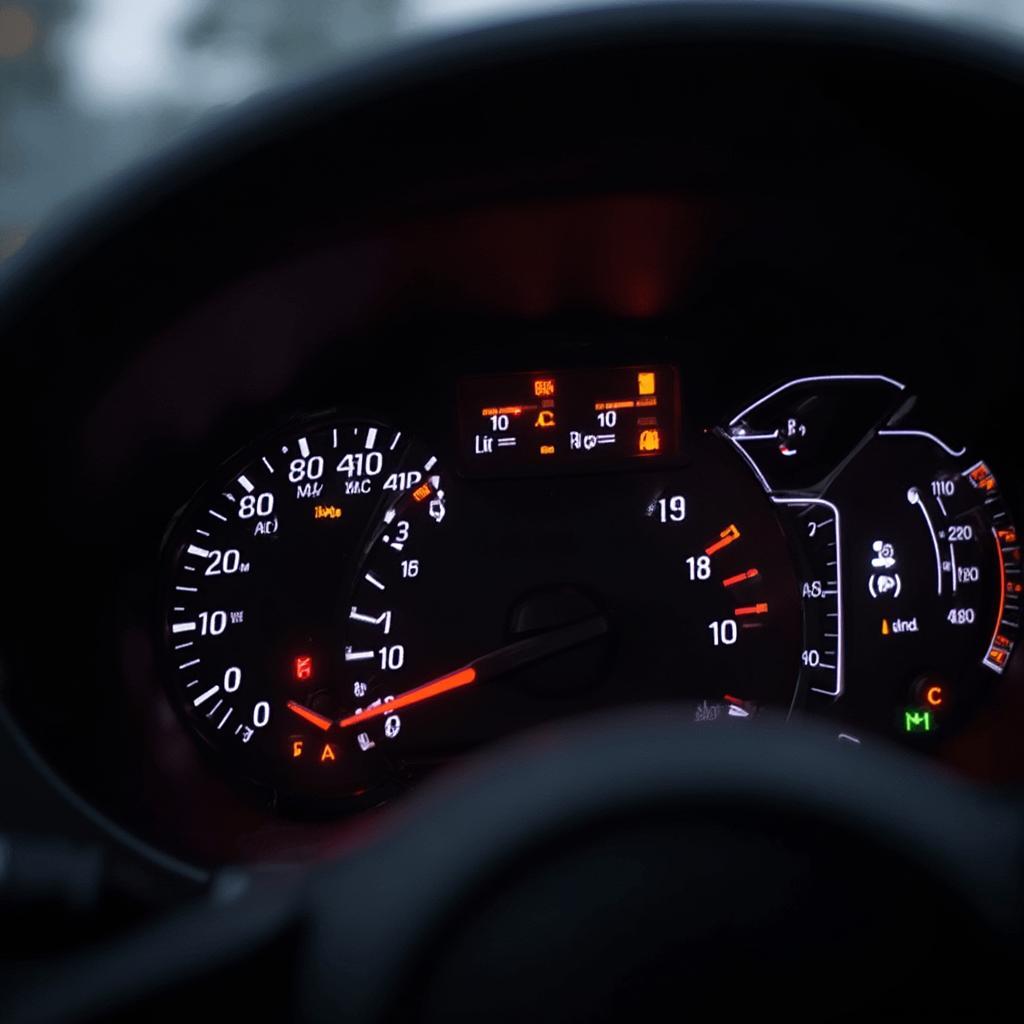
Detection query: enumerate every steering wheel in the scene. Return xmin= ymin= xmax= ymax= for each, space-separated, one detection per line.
xmin=1 ymin=5 xmax=1023 ymax=1021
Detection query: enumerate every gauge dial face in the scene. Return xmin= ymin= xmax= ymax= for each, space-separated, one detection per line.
xmin=160 ymin=418 xmax=445 ymax=800
xmin=160 ymin=421 xmax=802 ymax=804
xmin=341 ymin=432 xmax=803 ymax=776
xmin=825 ymin=436 xmax=1020 ymax=740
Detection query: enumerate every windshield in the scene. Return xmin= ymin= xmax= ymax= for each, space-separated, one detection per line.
xmin=2 ymin=0 xmax=1022 ymax=261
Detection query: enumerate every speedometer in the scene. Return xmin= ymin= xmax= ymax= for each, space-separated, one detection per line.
xmin=159 ymin=416 xmax=445 ymax=802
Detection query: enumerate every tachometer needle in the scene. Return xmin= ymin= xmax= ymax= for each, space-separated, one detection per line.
xmin=287 ymin=700 xmax=333 ymax=731
xmin=338 ymin=614 xmax=608 ymax=729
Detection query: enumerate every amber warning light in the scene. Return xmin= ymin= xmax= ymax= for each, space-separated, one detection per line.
xmin=457 ymin=365 xmax=680 ymax=477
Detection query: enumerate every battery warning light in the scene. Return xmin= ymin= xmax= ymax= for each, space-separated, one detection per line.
xmin=534 ymin=378 xmax=556 ymax=397
xmin=638 ymin=429 xmax=661 ymax=453
xmin=295 ymin=655 xmax=313 ymax=682
xmin=412 ymin=482 xmax=432 ymax=502
xmin=637 ymin=372 xmax=656 ymax=396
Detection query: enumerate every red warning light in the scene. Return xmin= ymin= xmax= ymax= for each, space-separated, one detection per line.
xmin=295 ymin=655 xmax=313 ymax=681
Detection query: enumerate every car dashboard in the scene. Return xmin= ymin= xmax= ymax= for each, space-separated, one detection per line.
xmin=1 ymin=5 xmax=1022 ymax=877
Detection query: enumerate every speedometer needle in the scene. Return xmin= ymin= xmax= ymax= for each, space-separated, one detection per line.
xmin=287 ymin=700 xmax=333 ymax=731
xmin=338 ymin=614 xmax=608 ymax=729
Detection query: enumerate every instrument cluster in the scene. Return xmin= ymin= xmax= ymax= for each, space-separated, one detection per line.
xmin=156 ymin=365 xmax=1021 ymax=809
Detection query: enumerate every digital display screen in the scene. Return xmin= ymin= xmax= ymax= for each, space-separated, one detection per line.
xmin=457 ymin=365 xmax=681 ymax=475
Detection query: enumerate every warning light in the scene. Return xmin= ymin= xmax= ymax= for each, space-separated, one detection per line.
xmin=320 ymin=743 xmax=336 ymax=763
xmin=638 ymin=429 xmax=661 ymax=453
xmin=925 ymin=685 xmax=945 ymax=708
xmin=998 ymin=528 xmax=1018 ymax=544
xmin=988 ymin=647 xmax=1009 ymax=667
xmin=412 ymin=483 xmax=432 ymax=502
xmin=904 ymin=710 xmax=932 ymax=733
xmin=533 ymin=378 xmax=556 ymax=397
xmin=968 ymin=462 xmax=996 ymax=491
xmin=535 ymin=409 xmax=556 ymax=429
xmin=295 ymin=655 xmax=313 ymax=681
xmin=540 ymin=445 xmax=555 ymax=455
xmin=291 ymin=739 xmax=304 ymax=759
xmin=637 ymin=371 xmax=656 ymax=396
xmin=314 ymin=505 xmax=342 ymax=519
xmin=881 ymin=618 xmax=891 ymax=636
xmin=705 ymin=523 xmax=741 ymax=556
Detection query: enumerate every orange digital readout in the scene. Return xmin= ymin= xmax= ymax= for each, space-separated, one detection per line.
xmin=534 ymin=378 xmax=556 ymax=397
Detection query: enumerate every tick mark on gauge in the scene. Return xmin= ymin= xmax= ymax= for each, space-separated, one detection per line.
xmin=238 ymin=475 xmax=254 ymax=493
xmin=209 ymin=510 xmax=227 ymax=522
xmin=734 ymin=602 xmax=769 ymax=617
xmin=298 ymin=437 xmax=310 ymax=457
xmin=192 ymin=686 xmax=219 ymax=707
xmin=171 ymin=622 xmax=196 ymax=633
xmin=365 ymin=427 xmax=378 ymax=449
xmin=365 ymin=573 xmax=386 ymax=591
xmin=178 ymin=658 xmax=201 ymax=670
xmin=722 ymin=568 xmax=759 ymax=588
xmin=262 ymin=456 xmax=275 ymax=472
xmin=706 ymin=524 xmax=741 ymax=556
xmin=345 ymin=648 xmax=375 ymax=662
xmin=186 ymin=544 xmax=210 ymax=558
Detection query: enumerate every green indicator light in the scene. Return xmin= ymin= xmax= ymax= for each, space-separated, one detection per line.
xmin=904 ymin=710 xmax=932 ymax=733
